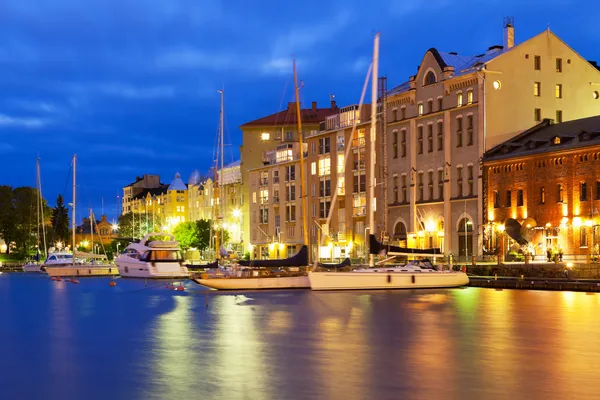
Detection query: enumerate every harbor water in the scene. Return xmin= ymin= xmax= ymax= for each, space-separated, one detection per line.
xmin=1 ymin=273 xmax=600 ymax=400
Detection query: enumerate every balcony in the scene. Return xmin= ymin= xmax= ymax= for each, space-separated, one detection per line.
xmin=259 ymin=178 xmax=268 ymax=186
xmin=353 ymin=160 xmax=366 ymax=170
xmin=353 ymin=206 xmax=366 ymax=216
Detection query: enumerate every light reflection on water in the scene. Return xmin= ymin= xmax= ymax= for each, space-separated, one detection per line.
xmin=1 ymin=275 xmax=600 ymax=400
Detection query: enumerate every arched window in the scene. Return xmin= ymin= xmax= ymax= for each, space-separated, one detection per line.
xmin=393 ymin=222 xmax=407 ymax=241
xmin=424 ymin=71 xmax=437 ymax=85
xmin=458 ymin=218 xmax=473 ymax=233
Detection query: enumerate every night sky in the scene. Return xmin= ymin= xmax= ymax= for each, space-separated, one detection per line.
xmin=1 ymin=0 xmax=598 ymax=222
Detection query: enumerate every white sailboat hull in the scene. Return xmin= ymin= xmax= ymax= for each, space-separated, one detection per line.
xmin=194 ymin=275 xmax=310 ymax=290
xmin=116 ymin=259 xmax=190 ymax=279
xmin=45 ymin=264 xmax=119 ymax=277
xmin=309 ymin=271 xmax=469 ymax=291
xmin=23 ymin=264 xmax=44 ymax=273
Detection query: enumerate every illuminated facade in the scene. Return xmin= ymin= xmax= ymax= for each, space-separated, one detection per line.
xmin=484 ymin=116 xmax=600 ymax=261
xmin=305 ymin=104 xmax=383 ymax=262
xmin=240 ymin=100 xmax=339 ymax=252
xmin=385 ymin=21 xmax=600 ymax=258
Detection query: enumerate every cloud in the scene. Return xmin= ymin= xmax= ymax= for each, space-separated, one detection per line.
xmin=8 ymin=99 xmax=66 ymax=114
xmin=154 ymin=48 xmax=235 ymax=70
xmin=99 ymin=84 xmax=176 ymax=100
xmin=0 ymin=113 xmax=49 ymax=128
xmin=93 ymin=144 xmax=187 ymax=160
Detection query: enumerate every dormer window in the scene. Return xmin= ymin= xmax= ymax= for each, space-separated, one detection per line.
xmin=553 ymin=136 xmax=561 ymax=145
xmin=424 ymin=71 xmax=437 ymax=85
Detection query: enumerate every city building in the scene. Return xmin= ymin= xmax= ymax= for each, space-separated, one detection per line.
xmin=305 ymin=104 xmax=381 ymax=261
xmin=240 ymin=100 xmax=339 ymax=251
xmin=385 ymin=20 xmax=600 ymax=259
xmin=215 ymin=160 xmax=243 ymax=245
xmin=121 ymin=174 xmax=162 ymax=214
xmin=483 ymin=116 xmax=600 ymax=261
xmin=187 ymin=170 xmax=213 ymax=222
xmin=75 ymin=214 xmax=118 ymax=250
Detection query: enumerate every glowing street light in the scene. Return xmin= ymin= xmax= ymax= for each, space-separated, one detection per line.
xmin=232 ymin=209 xmax=241 ymax=218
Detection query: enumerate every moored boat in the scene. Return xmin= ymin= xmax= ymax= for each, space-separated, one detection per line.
xmin=193 ymin=245 xmax=310 ymax=290
xmin=115 ymin=233 xmax=189 ymax=279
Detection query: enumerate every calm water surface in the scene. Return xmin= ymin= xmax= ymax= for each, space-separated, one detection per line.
xmin=1 ymin=273 xmax=600 ymax=400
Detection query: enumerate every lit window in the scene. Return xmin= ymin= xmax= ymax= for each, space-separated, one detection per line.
xmin=337 ymin=154 xmax=344 ymax=173
xmin=311 ymin=162 xmax=316 ymax=175
xmin=467 ymin=90 xmax=473 ymax=104
xmin=457 ymin=93 xmax=463 ymax=107
xmin=534 ymin=82 xmax=541 ymax=97
xmin=555 ymin=84 xmax=562 ymax=99
xmin=261 ymin=132 xmax=270 ymax=141
xmin=318 ymin=158 xmax=331 ymax=176
xmin=418 ymin=103 xmax=423 ymax=116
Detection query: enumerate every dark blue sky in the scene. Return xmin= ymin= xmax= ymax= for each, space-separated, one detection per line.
xmin=1 ymin=0 xmax=598 ymax=222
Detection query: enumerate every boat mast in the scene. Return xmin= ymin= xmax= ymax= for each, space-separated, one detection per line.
xmin=36 ymin=157 xmax=47 ymax=258
xmin=368 ymin=33 xmax=380 ymax=268
xmin=293 ymin=59 xmax=309 ymax=248
xmin=219 ymin=87 xmax=225 ymax=255
xmin=72 ymin=154 xmax=77 ymax=266
xmin=90 ymin=208 xmax=93 ymax=254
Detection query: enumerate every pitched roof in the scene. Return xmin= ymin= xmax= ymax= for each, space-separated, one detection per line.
xmin=388 ymin=46 xmax=505 ymax=97
xmin=168 ymin=172 xmax=187 ymax=191
xmin=241 ymin=102 xmax=338 ymax=128
xmin=484 ymin=116 xmax=600 ymax=162
xmin=131 ymin=186 xmax=168 ymax=200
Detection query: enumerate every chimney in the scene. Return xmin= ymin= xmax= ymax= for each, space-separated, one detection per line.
xmin=503 ymin=16 xmax=515 ymax=49
xmin=312 ymin=101 xmax=317 ymax=110
xmin=287 ymin=101 xmax=295 ymax=110
xmin=330 ymin=100 xmax=336 ymax=110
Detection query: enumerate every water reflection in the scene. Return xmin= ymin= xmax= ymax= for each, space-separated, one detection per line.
xmin=3 ymin=274 xmax=600 ymax=400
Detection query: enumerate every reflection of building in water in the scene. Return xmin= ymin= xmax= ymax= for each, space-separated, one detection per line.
xmin=484 ymin=115 xmax=600 ymax=261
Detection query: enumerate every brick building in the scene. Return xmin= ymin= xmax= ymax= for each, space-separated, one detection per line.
xmin=483 ymin=116 xmax=600 ymax=260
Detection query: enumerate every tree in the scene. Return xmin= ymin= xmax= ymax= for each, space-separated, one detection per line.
xmin=172 ymin=221 xmax=200 ymax=250
xmin=0 ymin=186 xmax=15 ymax=254
xmin=117 ymin=211 xmax=163 ymax=238
xmin=12 ymin=187 xmax=51 ymax=257
xmin=194 ymin=219 xmax=230 ymax=252
xmin=50 ymin=194 xmax=70 ymax=246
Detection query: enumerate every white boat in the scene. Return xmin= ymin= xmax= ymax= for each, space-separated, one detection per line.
xmin=44 ymin=155 xmax=118 ymax=278
xmin=23 ymin=262 xmax=44 ymax=273
xmin=115 ymin=233 xmax=190 ymax=279
xmin=309 ymin=257 xmax=469 ymax=291
xmin=43 ymin=250 xmax=118 ymax=277
xmin=193 ymin=246 xmax=311 ymax=290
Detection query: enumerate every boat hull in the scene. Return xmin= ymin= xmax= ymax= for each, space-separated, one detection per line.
xmin=116 ymin=259 xmax=190 ymax=279
xmin=194 ymin=275 xmax=310 ymax=290
xmin=45 ymin=265 xmax=119 ymax=277
xmin=23 ymin=264 xmax=44 ymax=273
xmin=309 ymin=271 xmax=469 ymax=291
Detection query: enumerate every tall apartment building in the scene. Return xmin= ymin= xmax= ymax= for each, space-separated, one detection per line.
xmin=240 ymin=100 xmax=339 ymax=250
xmin=385 ymin=20 xmax=600 ymax=259
xmin=248 ymin=103 xmax=384 ymax=261
xmin=305 ymin=104 xmax=381 ymax=261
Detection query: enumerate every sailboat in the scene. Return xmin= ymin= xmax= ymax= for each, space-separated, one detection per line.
xmin=44 ymin=155 xmax=118 ymax=277
xmin=309 ymin=33 xmax=469 ymax=291
xmin=23 ymin=157 xmax=48 ymax=273
xmin=194 ymin=68 xmax=312 ymax=290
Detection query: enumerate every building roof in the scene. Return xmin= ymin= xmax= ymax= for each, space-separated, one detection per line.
xmin=388 ymin=46 xmax=505 ymax=97
xmin=484 ymin=116 xmax=600 ymax=162
xmin=240 ymin=101 xmax=338 ymax=128
xmin=168 ymin=172 xmax=187 ymax=191
xmin=131 ymin=186 xmax=168 ymax=200
xmin=224 ymin=160 xmax=241 ymax=168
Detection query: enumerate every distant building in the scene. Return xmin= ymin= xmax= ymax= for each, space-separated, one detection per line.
xmin=385 ymin=20 xmax=600 ymax=259
xmin=121 ymin=174 xmax=162 ymax=214
xmin=483 ymin=116 xmax=600 ymax=261
xmin=75 ymin=214 xmax=118 ymax=249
